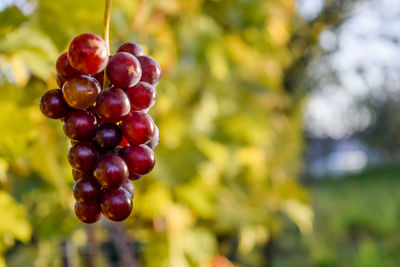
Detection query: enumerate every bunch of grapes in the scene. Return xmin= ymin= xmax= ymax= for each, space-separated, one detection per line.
xmin=39 ymin=33 xmax=161 ymax=223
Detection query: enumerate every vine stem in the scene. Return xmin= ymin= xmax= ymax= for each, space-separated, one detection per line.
xmin=102 ymin=0 xmax=112 ymax=90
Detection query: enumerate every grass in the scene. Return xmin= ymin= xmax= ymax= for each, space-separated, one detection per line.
xmin=273 ymin=164 xmax=400 ymax=267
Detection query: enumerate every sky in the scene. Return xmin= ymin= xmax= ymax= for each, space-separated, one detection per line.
xmin=0 ymin=0 xmax=34 ymax=14
xmin=299 ymin=0 xmax=400 ymax=139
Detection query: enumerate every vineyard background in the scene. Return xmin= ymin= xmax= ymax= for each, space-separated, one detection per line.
xmin=1 ymin=0 xmax=399 ymax=266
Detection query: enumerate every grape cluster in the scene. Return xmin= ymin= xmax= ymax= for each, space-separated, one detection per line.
xmin=39 ymin=33 xmax=161 ymax=223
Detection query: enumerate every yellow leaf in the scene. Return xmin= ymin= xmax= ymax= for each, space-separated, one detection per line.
xmin=267 ymin=18 xmax=290 ymax=46
xmin=0 ymin=191 xmax=31 ymax=243
xmin=282 ymin=199 xmax=313 ymax=234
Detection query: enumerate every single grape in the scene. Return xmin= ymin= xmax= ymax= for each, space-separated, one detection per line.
xmin=100 ymin=187 xmax=132 ymax=221
xmin=94 ymin=123 xmax=122 ymax=149
xmin=73 ymin=177 xmax=102 ymax=203
xmin=117 ymin=42 xmax=144 ymax=57
xmin=75 ymin=201 xmax=102 ymax=224
xmin=95 ymin=87 xmax=130 ymax=123
xmin=137 ymin=55 xmax=162 ymax=86
xmin=121 ymin=179 xmax=135 ymax=198
xmin=146 ymin=124 xmax=159 ymax=149
xmin=56 ymin=52 xmax=80 ymax=78
xmin=122 ymin=145 xmax=155 ymax=176
xmin=126 ymin=82 xmax=156 ymax=111
xmin=63 ymin=110 xmax=97 ymax=141
xmin=56 ymin=74 xmax=67 ymax=88
xmin=40 ymin=89 xmax=71 ymax=119
xmin=94 ymin=154 xmax=129 ymax=190
xmin=92 ymin=72 xmax=104 ymax=88
xmin=106 ymin=52 xmax=142 ymax=88
xmin=68 ymin=33 xmax=109 ymax=75
xmin=68 ymin=142 xmax=98 ymax=170
xmin=121 ymin=111 xmax=155 ymax=145
xmin=72 ymin=168 xmax=92 ymax=181
xmin=62 ymin=75 xmax=101 ymax=109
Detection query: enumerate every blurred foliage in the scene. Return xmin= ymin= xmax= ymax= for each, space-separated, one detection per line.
xmin=0 ymin=0 xmax=346 ymax=266
xmin=361 ymin=96 xmax=400 ymax=156
xmin=275 ymin=165 xmax=400 ymax=267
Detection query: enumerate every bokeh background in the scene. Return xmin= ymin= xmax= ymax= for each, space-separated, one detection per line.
xmin=0 ymin=0 xmax=399 ymax=266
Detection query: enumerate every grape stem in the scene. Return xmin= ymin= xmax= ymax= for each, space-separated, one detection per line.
xmin=102 ymin=0 xmax=112 ymax=90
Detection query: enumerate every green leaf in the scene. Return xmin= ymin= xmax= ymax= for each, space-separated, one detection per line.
xmin=35 ymin=0 xmax=104 ymax=50
xmin=0 ymin=26 xmax=58 ymax=80
xmin=0 ymin=6 xmax=28 ymax=37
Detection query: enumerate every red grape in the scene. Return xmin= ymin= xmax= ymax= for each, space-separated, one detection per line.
xmin=121 ymin=111 xmax=155 ymax=145
xmin=100 ymin=188 xmax=132 ymax=221
xmin=94 ymin=123 xmax=122 ymax=149
xmin=123 ymin=145 xmax=155 ymax=176
xmin=56 ymin=74 xmax=66 ymax=88
xmin=128 ymin=174 xmax=143 ymax=181
xmin=68 ymin=142 xmax=98 ymax=170
xmin=126 ymin=82 xmax=156 ymax=111
xmin=121 ymin=179 xmax=135 ymax=198
xmin=92 ymin=72 xmax=104 ymax=88
xmin=63 ymin=110 xmax=97 ymax=141
xmin=56 ymin=52 xmax=80 ymax=78
xmin=95 ymin=87 xmax=130 ymax=123
xmin=137 ymin=56 xmax=162 ymax=86
xmin=106 ymin=52 xmax=142 ymax=88
xmin=75 ymin=202 xmax=102 ymax=223
xmin=146 ymin=124 xmax=159 ymax=149
xmin=94 ymin=154 xmax=129 ymax=190
xmin=68 ymin=33 xmax=109 ymax=75
xmin=72 ymin=168 xmax=92 ymax=181
xmin=117 ymin=42 xmax=144 ymax=57
xmin=62 ymin=75 xmax=101 ymax=110
xmin=40 ymin=89 xmax=71 ymax=119
xmin=73 ymin=177 xmax=102 ymax=203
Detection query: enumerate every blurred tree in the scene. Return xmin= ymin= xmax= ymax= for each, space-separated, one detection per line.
xmin=0 ymin=0 xmax=359 ymax=266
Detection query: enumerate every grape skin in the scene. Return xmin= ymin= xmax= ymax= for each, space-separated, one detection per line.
xmin=75 ymin=202 xmax=102 ymax=224
xmin=95 ymin=87 xmax=131 ymax=123
xmin=62 ymin=75 xmax=101 ymax=110
xmin=63 ymin=110 xmax=97 ymax=141
xmin=68 ymin=33 xmax=109 ymax=75
xmin=106 ymin=52 xmax=142 ymax=88
xmin=121 ymin=111 xmax=155 ymax=145
xmin=94 ymin=154 xmax=129 ymax=190
xmin=73 ymin=177 xmax=102 ymax=204
xmin=68 ymin=142 xmax=98 ymax=170
xmin=72 ymin=169 xmax=91 ymax=181
xmin=56 ymin=52 xmax=81 ymax=78
xmin=40 ymin=89 xmax=71 ymax=119
xmin=121 ymin=179 xmax=135 ymax=198
xmin=137 ymin=55 xmax=162 ymax=86
xmin=126 ymin=82 xmax=157 ymax=111
xmin=100 ymin=187 xmax=133 ymax=221
xmin=94 ymin=123 xmax=122 ymax=149
xmin=117 ymin=42 xmax=144 ymax=57
xmin=123 ymin=145 xmax=155 ymax=176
